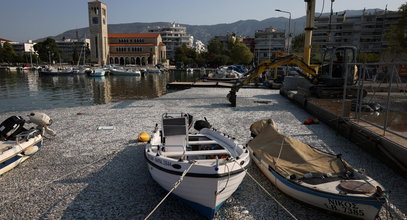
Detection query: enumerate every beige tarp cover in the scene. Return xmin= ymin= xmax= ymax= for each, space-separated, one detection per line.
xmin=249 ymin=119 xmax=348 ymax=178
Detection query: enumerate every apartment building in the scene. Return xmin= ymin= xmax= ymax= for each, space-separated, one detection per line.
xmin=313 ymin=10 xmax=403 ymax=54
xmin=148 ymin=23 xmax=193 ymax=61
xmin=254 ymin=27 xmax=286 ymax=63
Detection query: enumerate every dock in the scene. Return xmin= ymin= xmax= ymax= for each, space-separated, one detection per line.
xmin=166 ymin=81 xmax=234 ymax=89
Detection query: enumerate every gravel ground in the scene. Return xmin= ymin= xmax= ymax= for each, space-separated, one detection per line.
xmin=0 ymin=88 xmax=406 ymax=220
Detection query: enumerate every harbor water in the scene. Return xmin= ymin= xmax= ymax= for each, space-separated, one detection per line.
xmin=0 ymin=69 xmax=201 ymax=113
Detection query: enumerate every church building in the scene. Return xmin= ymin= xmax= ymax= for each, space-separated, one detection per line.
xmin=88 ymin=0 xmax=166 ymax=66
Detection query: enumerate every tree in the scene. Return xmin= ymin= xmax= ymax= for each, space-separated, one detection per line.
xmin=228 ymin=40 xmax=253 ymax=64
xmin=385 ymin=2 xmax=407 ymax=59
xmin=207 ymin=39 xmax=224 ymax=55
xmin=175 ymin=43 xmax=198 ymax=66
xmin=206 ymin=37 xmax=253 ymax=66
xmin=33 ymin=38 xmax=60 ymax=64
xmin=358 ymin=52 xmax=380 ymax=63
xmin=292 ymin=33 xmax=305 ymax=53
xmin=0 ymin=42 xmax=18 ymax=64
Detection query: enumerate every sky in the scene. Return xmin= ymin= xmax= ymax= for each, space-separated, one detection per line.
xmin=0 ymin=0 xmax=405 ymax=42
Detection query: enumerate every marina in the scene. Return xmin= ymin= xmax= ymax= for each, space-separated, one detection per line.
xmin=0 ymin=87 xmax=406 ymax=219
xmin=1 ymin=0 xmax=407 ymax=219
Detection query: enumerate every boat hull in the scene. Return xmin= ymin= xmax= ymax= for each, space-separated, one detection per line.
xmin=250 ymin=150 xmax=385 ymax=220
xmin=90 ymin=72 xmax=105 ymax=77
xmin=110 ymin=69 xmax=140 ymax=76
xmin=0 ymin=138 xmax=43 ymax=175
xmin=146 ymin=157 xmax=247 ymax=218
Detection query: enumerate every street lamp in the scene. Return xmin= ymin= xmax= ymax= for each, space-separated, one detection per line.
xmin=275 ymin=9 xmax=292 ymax=54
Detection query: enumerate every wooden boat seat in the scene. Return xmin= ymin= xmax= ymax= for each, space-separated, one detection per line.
xmin=188 ymin=140 xmax=217 ymax=145
xmin=338 ymin=180 xmax=377 ymax=194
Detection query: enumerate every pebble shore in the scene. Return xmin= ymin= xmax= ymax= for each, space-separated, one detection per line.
xmin=0 ymin=88 xmax=406 ymax=220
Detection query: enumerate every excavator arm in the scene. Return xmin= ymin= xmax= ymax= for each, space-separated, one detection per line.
xmin=227 ymin=54 xmax=319 ymax=106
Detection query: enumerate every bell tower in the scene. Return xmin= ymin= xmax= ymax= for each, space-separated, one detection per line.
xmin=88 ymin=0 xmax=109 ymax=65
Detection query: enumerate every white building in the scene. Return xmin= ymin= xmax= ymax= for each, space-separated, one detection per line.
xmin=148 ymin=23 xmax=194 ymax=60
xmin=254 ymin=27 xmax=287 ymax=63
xmin=195 ymin=40 xmax=206 ymax=53
xmin=55 ymin=38 xmax=90 ymax=63
xmin=313 ymin=10 xmax=404 ymax=54
xmin=10 ymin=40 xmax=36 ymax=55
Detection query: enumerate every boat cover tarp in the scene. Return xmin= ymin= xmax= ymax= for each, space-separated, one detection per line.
xmin=248 ymin=119 xmax=349 ymax=178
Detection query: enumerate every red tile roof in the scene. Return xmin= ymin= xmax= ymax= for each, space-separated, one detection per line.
xmin=0 ymin=38 xmax=11 ymax=42
xmin=108 ymin=33 xmax=160 ymax=38
xmin=109 ymin=43 xmax=154 ymax=46
xmin=88 ymin=0 xmax=100 ymax=3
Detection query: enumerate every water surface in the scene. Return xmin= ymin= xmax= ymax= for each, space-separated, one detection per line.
xmin=0 ymin=69 xmax=200 ymax=113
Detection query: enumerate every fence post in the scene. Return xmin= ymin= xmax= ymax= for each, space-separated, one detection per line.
xmin=341 ymin=63 xmax=349 ymax=118
xmin=383 ymin=64 xmax=395 ymax=136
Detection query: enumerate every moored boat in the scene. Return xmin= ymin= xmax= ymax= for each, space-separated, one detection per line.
xmin=145 ymin=113 xmax=250 ymax=218
xmin=247 ymin=119 xmax=387 ymax=220
xmin=0 ymin=113 xmax=55 ymax=175
xmin=39 ymin=67 xmax=75 ymax=76
xmin=146 ymin=68 xmax=161 ymax=74
xmin=89 ymin=68 xmax=106 ymax=77
xmin=110 ymin=68 xmax=141 ymax=76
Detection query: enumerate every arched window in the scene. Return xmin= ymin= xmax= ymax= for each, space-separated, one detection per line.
xmin=114 ymin=57 xmax=119 ymax=64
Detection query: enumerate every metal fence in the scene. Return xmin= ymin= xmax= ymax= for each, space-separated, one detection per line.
xmin=342 ymin=62 xmax=407 ymax=140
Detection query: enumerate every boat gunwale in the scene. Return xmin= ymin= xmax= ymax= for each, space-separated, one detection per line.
xmin=144 ymin=151 xmax=248 ymax=178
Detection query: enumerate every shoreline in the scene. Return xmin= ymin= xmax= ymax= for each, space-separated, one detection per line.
xmin=0 ymin=88 xmax=406 ymax=219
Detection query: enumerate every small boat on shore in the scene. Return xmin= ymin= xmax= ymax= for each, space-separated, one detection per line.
xmin=145 ymin=113 xmax=250 ymax=218
xmin=110 ymin=68 xmax=141 ymax=76
xmin=247 ymin=119 xmax=387 ymax=220
xmin=0 ymin=113 xmax=55 ymax=175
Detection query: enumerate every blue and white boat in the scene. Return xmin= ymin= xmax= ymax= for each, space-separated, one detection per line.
xmin=145 ymin=113 xmax=250 ymax=218
xmin=89 ymin=68 xmax=106 ymax=77
xmin=248 ymin=119 xmax=387 ymax=220
xmin=0 ymin=113 xmax=55 ymax=175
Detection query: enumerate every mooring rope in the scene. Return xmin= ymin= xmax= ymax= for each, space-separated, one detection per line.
xmin=234 ymin=160 xmax=298 ymax=220
xmin=144 ymin=161 xmax=196 ymax=220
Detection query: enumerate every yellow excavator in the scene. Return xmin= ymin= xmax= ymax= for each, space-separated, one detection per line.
xmin=227 ymin=0 xmax=364 ymax=107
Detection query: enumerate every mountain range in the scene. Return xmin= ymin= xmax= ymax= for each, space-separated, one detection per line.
xmin=46 ymin=9 xmax=385 ymax=44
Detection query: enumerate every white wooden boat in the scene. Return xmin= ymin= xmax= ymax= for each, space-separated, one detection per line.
xmin=248 ymin=119 xmax=387 ymax=220
xmin=0 ymin=113 xmax=55 ymax=175
xmin=145 ymin=113 xmax=250 ymax=218
xmin=110 ymin=68 xmax=141 ymax=76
